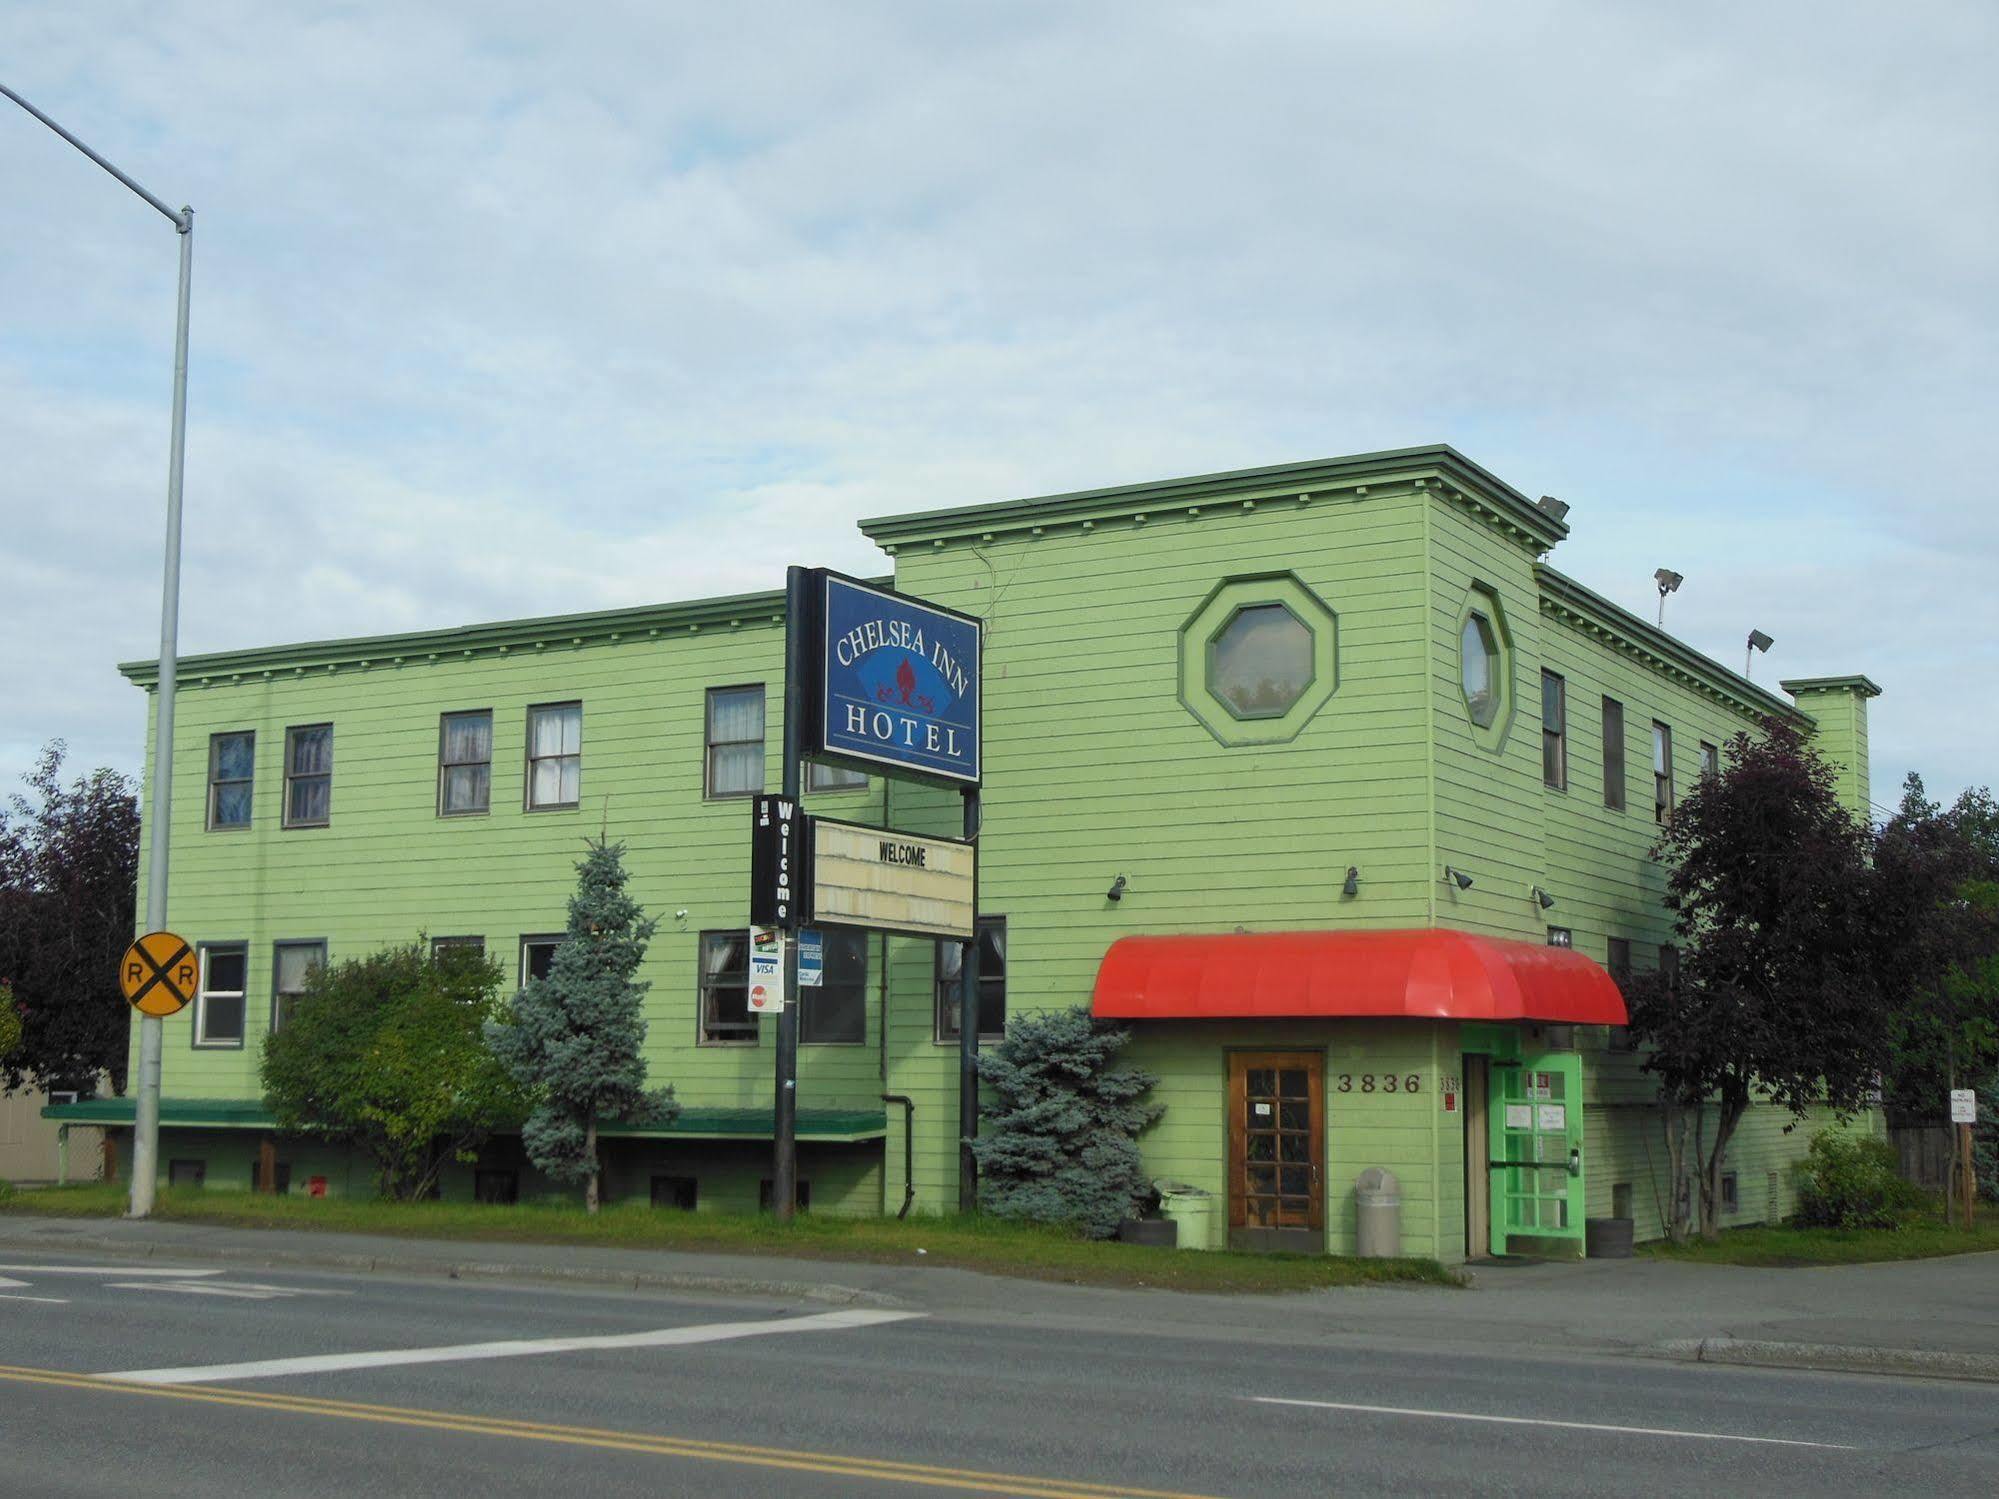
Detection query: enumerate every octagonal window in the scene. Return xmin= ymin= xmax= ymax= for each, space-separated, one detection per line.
xmin=1461 ymin=612 xmax=1500 ymax=727
xmin=1210 ymin=604 xmax=1313 ymax=719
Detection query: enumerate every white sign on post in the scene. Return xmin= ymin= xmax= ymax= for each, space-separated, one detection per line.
xmin=747 ymin=926 xmax=786 ymax=1014
xmin=1951 ymin=1089 xmax=1977 ymax=1125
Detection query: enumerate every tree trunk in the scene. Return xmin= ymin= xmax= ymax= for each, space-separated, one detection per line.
xmin=1661 ymin=1095 xmax=1694 ymax=1245
xmin=1700 ymin=1090 xmax=1749 ymax=1240
xmin=584 ymin=1115 xmax=600 ymax=1215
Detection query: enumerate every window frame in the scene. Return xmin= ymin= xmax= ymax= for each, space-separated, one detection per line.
xmin=281 ymin=723 xmax=334 ymax=830
xmin=206 ymin=730 xmax=255 ymax=831
xmin=698 ymin=929 xmax=758 ymax=1046
xmin=518 ymin=933 xmax=565 ymax=990
xmin=1601 ymin=697 xmax=1626 ymax=810
xmin=1652 ymin=721 xmax=1675 ymax=825
xmin=1460 ymin=612 xmax=1502 ymax=728
xmin=192 ymin=942 xmax=249 ymax=1050
xmin=438 ymin=708 xmax=495 ymax=818
xmin=805 ymin=759 xmax=869 ymax=795
xmin=1541 ymin=670 xmax=1567 ymax=790
xmin=269 ymin=939 xmax=326 ymax=1035
xmin=800 ymin=929 xmax=869 ymax=1046
xmin=430 ymin=935 xmax=486 ymax=958
xmin=935 ymin=916 xmax=1007 ymax=1044
xmin=524 ymin=701 xmax=583 ymax=812
xmin=1699 ymin=740 xmax=1719 ymax=780
xmin=1206 ymin=601 xmax=1316 ymax=721
xmin=704 ymin=684 xmax=766 ymax=801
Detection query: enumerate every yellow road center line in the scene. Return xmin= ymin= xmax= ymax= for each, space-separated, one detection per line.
xmin=0 ymin=1364 xmax=1227 ymax=1499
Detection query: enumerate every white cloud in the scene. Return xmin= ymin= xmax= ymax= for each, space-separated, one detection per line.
xmin=1 ymin=0 xmax=1993 ymax=806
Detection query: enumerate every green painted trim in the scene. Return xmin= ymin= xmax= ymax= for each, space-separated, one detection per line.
xmin=1537 ymin=565 xmax=1810 ymax=726
xmin=1175 ymin=573 xmax=1340 ymax=746
xmin=860 ymin=445 xmax=1567 ymax=551
xmin=116 ymin=580 xmax=893 ymax=689
xmin=42 ymin=1097 xmax=888 ymax=1142
xmin=1780 ymin=675 xmax=1883 ymax=699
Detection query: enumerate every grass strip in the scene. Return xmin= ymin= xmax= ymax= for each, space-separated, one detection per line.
xmin=1640 ymin=1209 xmax=1999 ymax=1267
xmin=0 ymin=1183 xmax=1455 ymax=1293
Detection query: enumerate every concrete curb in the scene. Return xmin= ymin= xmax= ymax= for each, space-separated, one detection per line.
xmin=1660 ymin=1337 xmax=1999 ymax=1384
xmin=0 ymin=1224 xmax=907 ymax=1309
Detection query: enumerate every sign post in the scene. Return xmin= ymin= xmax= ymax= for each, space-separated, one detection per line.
xmin=1951 ymin=1088 xmax=1977 ymax=1231
xmin=772 ymin=566 xmax=984 ymax=1219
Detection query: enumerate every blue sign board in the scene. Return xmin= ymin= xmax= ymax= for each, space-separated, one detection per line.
xmin=798 ymin=928 xmax=824 ymax=988
xmin=815 ymin=572 xmax=982 ymax=785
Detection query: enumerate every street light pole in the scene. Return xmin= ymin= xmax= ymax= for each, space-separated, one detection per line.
xmin=2 ymin=81 xmax=193 ymax=1218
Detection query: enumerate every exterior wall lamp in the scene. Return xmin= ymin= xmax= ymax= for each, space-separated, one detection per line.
xmin=1533 ymin=886 xmax=1556 ymax=910
xmin=1342 ymin=866 xmax=1359 ymax=898
xmin=1106 ymin=875 xmax=1128 ymax=902
xmin=1444 ymin=866 xmax=1474 ymax=891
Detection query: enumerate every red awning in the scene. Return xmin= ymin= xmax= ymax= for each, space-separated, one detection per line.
xmin=1091 ymin=929 xmax=1627 ymax=1026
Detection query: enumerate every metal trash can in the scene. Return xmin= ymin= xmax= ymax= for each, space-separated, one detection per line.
xmin=1355 ymin=1167 xmax=1402 ymax=1257
xmin=1153 ymin=1180 xmax=1216 ymax=1251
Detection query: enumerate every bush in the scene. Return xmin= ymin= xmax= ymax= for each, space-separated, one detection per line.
xmin=0 ymin=1179 xmax=14 ymax=1206
xmin=1792 ymin=1129 xmax=1930 ymax=1228
xmin=970 ymin=1006 xmax=1163 ymax=1239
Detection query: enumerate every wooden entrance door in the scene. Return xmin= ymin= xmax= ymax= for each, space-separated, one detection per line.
xmin=1228 ymin=1052 xmax=1325 ymax=1232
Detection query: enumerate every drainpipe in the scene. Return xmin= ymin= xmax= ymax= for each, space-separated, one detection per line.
xmin=57 ymin=1124 xmax=70 ymax=1186
xmin=881 ymin=1094 xmax=916 ymax=1219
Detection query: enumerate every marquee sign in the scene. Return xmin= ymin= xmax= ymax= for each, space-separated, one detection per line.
xmin=749 ymin=795 xmax=808 ymax=927
xmin=810 ymin=571 xmax=982 ymax=786
xmin=808 ymin=817 xmax=976 ymax=941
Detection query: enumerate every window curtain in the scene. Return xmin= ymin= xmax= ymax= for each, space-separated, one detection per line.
xmin=444 ymin=714 xmax=490 ymax=763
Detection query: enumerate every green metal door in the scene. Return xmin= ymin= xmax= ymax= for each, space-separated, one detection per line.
xmin=1488 ymin=1051 xmax=1585 ymax=1256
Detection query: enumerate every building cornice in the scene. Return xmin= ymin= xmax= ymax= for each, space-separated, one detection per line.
xmin=115 ymin=583 xmax=837 ymax=689
xmin=858 ymin=445 xmax=1569 ymax=554
xmin=1535 ymin=564 xmax=1811 ymax=727
xmin=1780 ymin=675 xmax=1883 ymax=700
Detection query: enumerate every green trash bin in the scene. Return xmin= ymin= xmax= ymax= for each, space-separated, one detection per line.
xmin=1154 ymin=1180 xmax=1216 ymax=1251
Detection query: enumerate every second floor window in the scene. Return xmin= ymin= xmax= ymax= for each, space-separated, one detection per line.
xmin=270 ymin=940 xmax=325 ymax=1034
xmin=1601 ymin=698 xmax=1626 ymax=810
xmin=706 ymin=686 xmax=764 ymax=798
xmin=1700 ymin=740 xmax=1719 ymax=780
xmin=527 ymin=702 xmax=582 ymax=810
xmin=807 ymin=760 xmax=868 ymax=794
xmin=208 ymin=731 xmax=254 ymax=829
xmin=1541 ymin=671 xmax=1567 ymax=790
xmin=520 ymin=934 xmax=563 ymax=989
xmin=195 ymin=944 xmax=248 ymax=1048
xmin=1653 ymin=722 xmax=1674 ymax=825
xmin=439 ymin=710 xmax=493 ymax=815
xmin=283 ymin=724 xmax=333 ymax=828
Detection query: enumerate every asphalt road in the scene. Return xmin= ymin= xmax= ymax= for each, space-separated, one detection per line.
xmin=3 ymin=1248 xmax=1997 ymax=1497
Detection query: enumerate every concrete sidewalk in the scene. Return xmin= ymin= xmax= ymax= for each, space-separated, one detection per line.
xmin=4 ymin=1211 xmax=1996 ymax=1382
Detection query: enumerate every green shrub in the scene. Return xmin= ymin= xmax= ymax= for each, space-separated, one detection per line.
xmin=970 ymin=1006 xmax=1163 ymax=1239
xmin=0 ymin=1179 xmax=14 ymax=1206
xmin=1792 ymin=1129 xmax=1929 ymax=1228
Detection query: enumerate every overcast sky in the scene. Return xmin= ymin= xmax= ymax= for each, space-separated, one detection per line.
xmin=3 ymin=1 xmax=1993 ymax=814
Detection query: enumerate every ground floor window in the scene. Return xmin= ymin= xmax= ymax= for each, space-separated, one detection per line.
xmin=169 ymin=1159 xmax=206 ymax=1189
xmin=801 ymin=930 xmax=867 ymax=1045
xmin=475 ymin=1169 xmax=519 ymax=1205
xmin=195 ymin=945 xmax=247 ymax=1047
xmin=519 ymin=934 xmax=563 ymax=988
xmin=699 ymin=930 xmax=756 ymax=1044
xmin=651 ymin=1175 xmax=698 ymax=1210
xmin=936 ymin=917 xmax=1006 ymax=1041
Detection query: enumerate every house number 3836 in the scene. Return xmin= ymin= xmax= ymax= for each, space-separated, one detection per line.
xmin=1336 ymin=1074 xmax=1421 ymax=1094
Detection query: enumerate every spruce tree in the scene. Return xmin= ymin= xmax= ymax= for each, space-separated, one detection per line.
xmin=970 ymin=1006 xmax=1162 ymax=1238
xmin=488 ymin=838 xmax=675 ymax=1211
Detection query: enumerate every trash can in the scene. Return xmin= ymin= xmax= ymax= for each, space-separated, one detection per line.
xmin=1153 ymin=1180 xmax=1216 ymax=1251
xmin=1355 ymin=1167 xmax=1402 ymax=1257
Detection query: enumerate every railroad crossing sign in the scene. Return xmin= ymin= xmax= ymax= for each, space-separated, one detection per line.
xmin=120 ymin=931 xmax=198 ymax=1018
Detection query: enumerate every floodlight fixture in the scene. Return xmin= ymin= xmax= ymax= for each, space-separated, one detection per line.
xmin=1342 ymin=866 xmax=1360 ymax=898
xmin=1533 ymin=886 xmax=1556 ymax=910
xmin=1654 ymin=568 xmax=1684 ymax=626
xmin=1745 ymin=629 xmax=1774 ymax=678
xmin=1444 ymin=865 xmax=1474 ymax=891
xmin=1106 ymin=874 xmax=1128 ymax=902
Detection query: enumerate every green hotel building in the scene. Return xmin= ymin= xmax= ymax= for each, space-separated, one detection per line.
xmin=60 ymin=445 xmax=1883 ymax=1262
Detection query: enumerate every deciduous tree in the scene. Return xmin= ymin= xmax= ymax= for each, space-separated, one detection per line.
xmin=487 ymin=838 xmax=675 ymax=1212
xmin=1630 ymin=718 xmax=1886 ymax=1240
xmin=0 ymin=742 xmax=138 ymax=1097
xmin=261 ymin=942 xmax=522 ymax=1200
